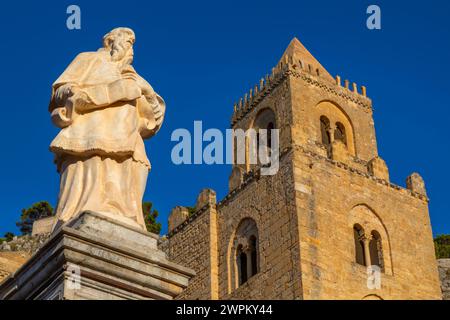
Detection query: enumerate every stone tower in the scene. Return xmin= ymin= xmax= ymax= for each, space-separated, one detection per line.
xmin=163 ymin=38 xmax=442 ymax=299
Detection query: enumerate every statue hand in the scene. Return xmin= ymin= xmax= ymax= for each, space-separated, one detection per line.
xmin=107 ymin=78 xmax=142 ymax=103
xmin=123 ymin=79 xmax=142 ymax=101
xmin=51 ymin=107 xmax=72 ymax=128
xmin=54 ymin=84 xmax=79 ymax=106
xmin=70 ymin=91 xmax=92 ymax=111
xmin=134 ymin=75 xmax=155 ymax=97
xmin=122 ymin=71 xmax=139 ymax=82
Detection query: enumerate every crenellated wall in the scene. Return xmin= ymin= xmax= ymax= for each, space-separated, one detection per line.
xmin=161 ymin=190 xmax=219 ymax=300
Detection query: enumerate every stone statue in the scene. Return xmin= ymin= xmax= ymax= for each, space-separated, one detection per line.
xmin=49 ymin=27 xmax=165 ymax=231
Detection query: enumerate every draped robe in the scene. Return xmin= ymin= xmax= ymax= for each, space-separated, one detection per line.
xmin=49 ymin=49 xmax=165 ymax=231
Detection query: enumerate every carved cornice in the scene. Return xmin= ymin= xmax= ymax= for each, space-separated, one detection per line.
xmin=288 ymin=69 xmax=372 ymax=111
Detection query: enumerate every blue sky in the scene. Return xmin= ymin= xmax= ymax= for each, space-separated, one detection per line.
xmin=0 ymin=0 xmax=449 ymax=236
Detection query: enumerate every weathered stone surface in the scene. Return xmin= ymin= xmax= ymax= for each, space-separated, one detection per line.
xmin=168 ymin=206 xmax=189 ymax=233
xmin=438 ymin=259 xmax=450 ymax=300
xmin=367 ymin=156 xmax=389 ymax=181
xmin=0 ymin=234 xmax=49 ymax=254
xmin=32 ymin=217 xmax=57 ymax=236
xmin=406 ymin=172 xmax=427 ymax=196
xmin=0 ymin=211 xmax=194 ymax=300
xmin=196 ymin=189 xmax=216 ymax=210
xmin=0 ymin=234 xmax=50 ymax=282
xmin=229 ymin=167 xmax=244 ymax=192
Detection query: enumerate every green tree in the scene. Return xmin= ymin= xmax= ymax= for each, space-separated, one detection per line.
xmin=16 ymin=201 xmax=54 ymax=235
xmin=187 ymin=206 xmax=196 ymax=217
xmin=143 ymin=202 xmax=162 ymax=234
xmin=4 ymin=232 xmax=15 ymax=242
xmin=434 ymin=234 xmax=450 ymax=259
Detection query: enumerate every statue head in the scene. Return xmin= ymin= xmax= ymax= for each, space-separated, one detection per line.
xmin=102 ymin=27 xmax=136 ymax=65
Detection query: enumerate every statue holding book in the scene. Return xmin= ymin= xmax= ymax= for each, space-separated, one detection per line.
xmin=49 ymin=27 xmax=165 ymax=231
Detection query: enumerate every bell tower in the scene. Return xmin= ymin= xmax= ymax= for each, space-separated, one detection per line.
xmin=165 ymin=37 xmax=442 ymax=300
xmin=223 ymin=37 xmax=440 ymax=299
xmin=229 ymin=37 xmax=384 ymax=190
xmin=284 ymin=38 xmax=381 ymax=170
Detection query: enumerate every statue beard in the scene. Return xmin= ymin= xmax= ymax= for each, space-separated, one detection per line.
xmin=111 ymin=47 xmax=124 ymax=60
xmin=111 ymin=47 xmax=133 ymax=69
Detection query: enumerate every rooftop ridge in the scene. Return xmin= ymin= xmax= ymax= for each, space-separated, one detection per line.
xmin=280 ymin=37 xmax=334 ymax=82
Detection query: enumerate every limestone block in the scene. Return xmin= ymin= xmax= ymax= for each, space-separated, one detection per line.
xmin=406 ymin=172 xmax=427 ymax=196
xmin=0 ymin=211 xmax=195 ymax=300
xmin=331 ymin=140 xmax=349 ymax=164
xmin=367 ymin=156 xmax=389 ymax=181
xmin=229 ymin=167 xmax=244 ymax=192
xmin=196 ymin=188 xmax=217 ymax=210
xmin=168 ymin=206 xmax=190 ymax=233
xmin=32 ymin=217 xmax=57 ymax=236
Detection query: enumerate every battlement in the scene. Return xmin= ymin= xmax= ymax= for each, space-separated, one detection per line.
xmin=231 ymin=41 xmax=371 ymax=126
xmin=334 ymin=75 xmax=367 ymax=97
xmin=231 ymin=62 xmax=288 ymax=126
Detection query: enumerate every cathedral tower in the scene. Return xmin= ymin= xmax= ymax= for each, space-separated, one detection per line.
xmin=164 ymin=37 xmax=442 ymax=300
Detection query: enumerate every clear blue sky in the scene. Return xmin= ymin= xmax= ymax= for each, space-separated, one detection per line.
xmin=0 ymin=0 xmax=448 ymax=236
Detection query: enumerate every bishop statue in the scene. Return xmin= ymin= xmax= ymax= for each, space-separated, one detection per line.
xmin=49 ymin=27 xmax=165 ymax=231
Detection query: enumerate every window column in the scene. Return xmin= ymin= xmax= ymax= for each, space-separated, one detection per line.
xmin=361 ymin=234 xmax=372 ymax=267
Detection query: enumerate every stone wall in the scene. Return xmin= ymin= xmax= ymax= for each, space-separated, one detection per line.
xmin=0 ymin=234 xmax=49 ymax=254
xmin=162 ymin=201 xmax=218 ymax=300
xmin=217 ymin=154 xmax=301 ymax=299
xmin=438 ymin=259 xmax=450 ymax=300
xmin=32 ymin=216 xmax=56 ymax=236
xmin=289 ymin=64 xmax=441 ymax=299
xmin=291 ymin=146 xmax=441 ymax=299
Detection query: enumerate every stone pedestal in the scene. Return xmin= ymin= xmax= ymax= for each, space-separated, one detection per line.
xmin=0 ymin=211 xmax=195 ymax=300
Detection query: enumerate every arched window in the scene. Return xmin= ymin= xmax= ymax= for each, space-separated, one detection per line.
xmin=349 ymin=205 xmax=393 ymax=275
xmin=315 ymin=101 xmax=356 ymax=156
xmin=334 ymin=122 xmax=347 ymax=146
xmin=231 ymin=218 xmax=259 ymax=290
xmin=369 ymin=231 xmax=384 ymax=271
xmin=320 ymin=116 xmax=331 ymax=147
xmin=253 ymin=108 xmax=276 ymax=166
xmin=353 ymin=224 xmax=366 ymax=266
xmin=237 ymin=245 xmax=248 ymax=285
